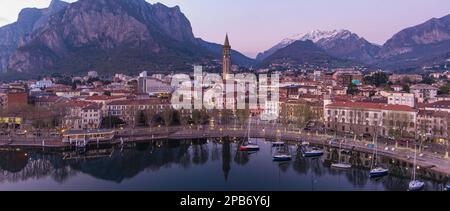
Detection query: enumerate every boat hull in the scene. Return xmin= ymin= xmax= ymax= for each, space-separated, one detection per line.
xmin=240 ymin=145 xmax=260 ymax=152
xmin=408 ymin=181 xmax=425 ymax=191
xmin=369 ymin=169 xmax=389 ymax=178
xmin=331 ymin=163 xmax=352 ymax=169
xmin=273 ymin=156 xmax=292 ymax=162
xmin=303 ymin=151 xmax=324 ymax=158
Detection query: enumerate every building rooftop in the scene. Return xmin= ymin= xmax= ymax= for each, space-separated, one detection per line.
xmin=424 ymin=100 xmax=450 ymax=109
xmin=327 ymin=101 xmax=416 ymax=112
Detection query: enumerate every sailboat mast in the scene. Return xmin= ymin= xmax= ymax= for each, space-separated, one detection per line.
xmin=413 ymin=145 xmax=417 ymax=181
xmin=247 ymin=115 xmax=251 ymax=140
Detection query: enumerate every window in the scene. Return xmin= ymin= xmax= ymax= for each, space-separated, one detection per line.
xmin=374 ymin=113 xmax=378 ymax=118
xmin=365 ymin=113 xmax=369 ymax=118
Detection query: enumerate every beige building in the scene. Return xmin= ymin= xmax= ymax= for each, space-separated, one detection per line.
xmin=417 ymin=110 xmax=449 ymax=140
xmin=324 ymin=101 xmax=417 ymax=137
xmin=106 ymin=99 xmax=171 ymax=126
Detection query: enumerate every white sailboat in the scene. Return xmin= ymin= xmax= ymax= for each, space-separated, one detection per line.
xmin=331 ymin=140 xmax=352 ymax=169
xmin=239 ymin=116 xmax=260 ymax=152
xmin=369 ymin=129 xmax=388 ymax=177
xmin=408 ymin=145 xmax=424 ymax=191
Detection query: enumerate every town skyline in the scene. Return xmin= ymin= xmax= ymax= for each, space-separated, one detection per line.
xmin=0 ymin=0 xmax=449 ymax=58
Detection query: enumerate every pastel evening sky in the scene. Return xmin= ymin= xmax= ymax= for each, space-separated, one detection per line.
xmin=0 ymin=0 xmax=449 ymax=58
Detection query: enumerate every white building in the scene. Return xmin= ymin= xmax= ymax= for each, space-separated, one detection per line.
xmin=138 ymin=75 xmax=173 ymax=95
xmin=88 ymin=71 xmax=99 ymax=79
xmin=410 ymin=84 xmax=438 ymax=103
xmin=387 ymin=92 xmax=415 ymax=108
xmin=33 ymin=78 xmax=54 ymax=89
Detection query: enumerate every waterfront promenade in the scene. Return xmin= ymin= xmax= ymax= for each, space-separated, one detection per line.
xmin=0 ymin=124 xmax=449 ymax=176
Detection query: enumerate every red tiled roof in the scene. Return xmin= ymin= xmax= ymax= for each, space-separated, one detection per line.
xmin=424 ymin=100 xmax=450 ymax=109
xmin=85 ymin=95 xmax=125 ymax=101
xmin=327 ymin=101 xmax=416 ymax=112
xmin=107 ymin=99 xmax=169 ymax=106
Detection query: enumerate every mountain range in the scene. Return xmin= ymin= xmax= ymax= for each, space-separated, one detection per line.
xmin=257 ymin=14 xmax=450 ymax=70
xmin=0 ymin=0 xmax=254 ymax=76
xmin=0 ymin=0 xmax=449 ymax=78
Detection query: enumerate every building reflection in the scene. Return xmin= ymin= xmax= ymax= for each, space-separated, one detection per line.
xmin=222 ymin=138 xmax=231 ymax=181
xmin=0 ymin=140 xmax=447 ymax=190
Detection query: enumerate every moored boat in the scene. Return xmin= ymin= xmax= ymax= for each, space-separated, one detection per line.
xmin=239 ymin=116 xmax=260 ymax=152
xmin=369 ymin=167 xmax=389 ymax=177
xmin=240 ymin=144 xmax=260 ymax=152
xmin=302 ymin=147 xmax=324 ymax=157
xmin=409 ymin=180 xmax=425 ymax=191
xmin=408 ymin=145 xmax=424 ymax=191
xmin=331 ymin=140 xmax=351 ymax=169
xmin=331 ymin=163 xmax=352 ymax=169
xmin=273 ymin=153 xmax=292 ymax=161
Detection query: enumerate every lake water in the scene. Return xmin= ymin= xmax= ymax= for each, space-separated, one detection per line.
xmin=0 ymin=138 xmax=447 ymax=191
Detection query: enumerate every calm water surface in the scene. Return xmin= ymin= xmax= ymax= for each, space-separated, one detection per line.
xmin=0 ymin=139 xmax=447 ymax=191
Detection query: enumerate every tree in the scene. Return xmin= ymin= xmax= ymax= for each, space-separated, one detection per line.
xmin=364 ymin=72 xmax=388 ymax=87
xmin=402 ymin=84 xmax=410 ymax=93
xmin=347 ymin=83 xmax=358 ymax=95
xmin=220 ymin=109 xmax=233 ymax=125
xmin=103 ymin=91 xmax=112 ymax=96
xmin=101 ymin=116 xmax=125 ymax=129
xmin=293 ymin=104 xmax=314 ymax=128
xmin=162 ymin=107 xmax=174 ymax=128
xmin=438 ymin=83 xmax=450 ymax=95
xmin=136 ymin=110 xmax=147 ymax=127
xmin=144 ymin=108 xmax=157 ymax=127
xmin=421 ymin=76 xmax=435 ymax=85
xmin=383 ymin=85 xmax=394 ymax=91
xmin=192 ymin=109 xmax=209 ymax=126
xmin=235 ymin=108 xmax=250 ymax=126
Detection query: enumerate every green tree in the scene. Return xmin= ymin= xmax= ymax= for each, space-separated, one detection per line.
xmin=347 ymin=83 xmax=358 ymax=95
xmin=421 ymin=76 xmax=435 ymax=85
xmin=384 ymin=85 xmax=394 ymax=91
xmin=103 ymin=91 xmax=112 ymax=96
xmin=101 ymin=116 xmax=125 ymax=129
xmin=402 ymin=84 xmax=410 ymax=93
xmin=364 ymin=72 xmax=388 ymax=87
xmin=438 ymin=83 xmax=450 ymax=95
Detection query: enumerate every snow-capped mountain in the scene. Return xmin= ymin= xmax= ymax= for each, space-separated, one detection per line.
xmin=256 ymin=29 xmax=381 ymax=63
xmin=279 ymin=29 xmax=346 ymax=46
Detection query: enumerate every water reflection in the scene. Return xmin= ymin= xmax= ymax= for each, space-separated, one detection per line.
xmin=0 ymin=139 xmax=447 ymax=191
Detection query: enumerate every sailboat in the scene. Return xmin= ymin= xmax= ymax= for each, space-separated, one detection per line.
xmin=273 ymin=144 xmax=292 ymax=162
xmin=331 ymin=140 xmax=352 ymax=169
xmin=369 ymin=130 xmax=388 ymax=178
xmin=408 ymin=145 xmax=425 ymax=191
xmin=239 ymin=116 xmax=260 ymax=152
